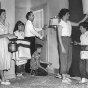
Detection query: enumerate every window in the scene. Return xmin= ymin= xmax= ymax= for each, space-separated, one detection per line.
xmin=33 ymin=9 xmax=44 ymax=36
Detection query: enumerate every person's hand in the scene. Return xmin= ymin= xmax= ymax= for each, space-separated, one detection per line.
xmin=43 ymin=24 xmax=48 ymax=30
xmin=42 ymin=36 xmax=47 ymax=41
xmin=40 ymin=36 xmax=43 ymax=40
xmin=62 ymin=47 xmax=66 ymax=53
xmin=86 ymin=46 xmax=88 ymax=50
xmin=48 ymin=62 xmax=52 ymax=66
xmin=40 ymin=36 xmax=46 ymax=41
xmin=72 ymin=41 xmax=80 ymax=45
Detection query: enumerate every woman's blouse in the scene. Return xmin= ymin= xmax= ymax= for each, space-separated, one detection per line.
xmin=58 ymin=19 xmax=72 ymax=37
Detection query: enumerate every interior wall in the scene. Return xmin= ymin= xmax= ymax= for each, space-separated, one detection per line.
xmin=15 ymin=0 xmax=32 ymax=23
xmin=1 ymin=0 xmax=15 ymax=33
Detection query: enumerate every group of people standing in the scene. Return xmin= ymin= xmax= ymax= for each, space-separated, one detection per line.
xmin=56 ymin=8 xmax=88 ymax=84
xmin=0 ymin=7 xmax=88 ymax=85
xmin=0 ymin=8 xmax=51 ymax=85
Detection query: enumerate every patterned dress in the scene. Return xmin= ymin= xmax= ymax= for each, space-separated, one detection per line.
xmin=0 ymin=21 xmax=11 ymax=70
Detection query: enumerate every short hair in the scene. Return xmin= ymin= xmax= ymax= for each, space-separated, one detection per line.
xmin=26 ymin=11 xmax=33 ymax=20
xmin=35 ymin=44 xmax=43 ymax=50
xmin=0 ymin=9 xmax=6 ymax=16
xmin=79 ymin=22 xmax=88 ymax=31
xmin=58 ymin=8 xmax=69 ymax=19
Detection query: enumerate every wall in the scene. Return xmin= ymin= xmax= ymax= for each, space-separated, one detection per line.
xmin=15 ymin=0 xmax=32 ymax=23
xmin=1 ymin=0 xmax=15 ymax=33
xmin=15 ymin=0 xmax=42 ymax=23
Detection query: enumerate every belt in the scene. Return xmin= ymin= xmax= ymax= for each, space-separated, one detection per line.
xmin=61 ymin=36 xmax=70 ymax=37
xmin=81 ymin=45 xmax=88 ymax=51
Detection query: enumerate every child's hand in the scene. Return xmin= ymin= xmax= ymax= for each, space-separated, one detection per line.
xmin=74 ymin=41 xmax=79 ymax=45
xmin=48 ymin=62 xmax=52 ymax=66
xmin=43 ymin=24 xmax=48 ymax=30
xmin=86 ymin=46 xmax=88 ymax=50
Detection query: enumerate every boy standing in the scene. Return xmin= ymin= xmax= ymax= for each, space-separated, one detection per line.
xmin=78 ymin=22 xmax=88 ymax=83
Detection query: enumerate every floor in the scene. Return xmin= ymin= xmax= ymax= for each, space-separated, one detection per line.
xmin=0 ymin=73 xmax=88 ymax=88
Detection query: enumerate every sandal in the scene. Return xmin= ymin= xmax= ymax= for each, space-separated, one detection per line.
xmin=55 ymin=74 xmax=62 ymax=78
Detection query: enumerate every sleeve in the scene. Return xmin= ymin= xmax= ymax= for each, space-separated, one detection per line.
xmin=58 ymin=21 xmax=63 ymax=26
xmin=26 ymin=22 xmax=42 ymax=38
xmin=34 ymin=27 xmax=42 ymax=32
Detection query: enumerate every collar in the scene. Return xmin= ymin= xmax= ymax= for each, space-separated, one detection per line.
xmin=27 ymin=20 xmax=33 ymax=24
xmin=61 ymin=19 xmax=69 ymax=24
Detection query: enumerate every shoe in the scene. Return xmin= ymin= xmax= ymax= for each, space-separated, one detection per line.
xmin=62 ymin=79 xmax=71 ymax=84
xmin=66 ymin=74 xmax=71 ymax=78
xmin=1 ymin=81 xmax=11 ymax=85
xmin=55 ymin=74 xmax=62 ymax=78
xmin=21 ymin=75 xmax=26 ymax=78
xmin=31 ymin=70 xmax=36 ymax=76
xmin=66 ymin=78 xmax=72 ymax=82
xmin=17 ymin=73 xmax=22 ymax=77
xmin=79 ymin=78 xmax=88 ymax=83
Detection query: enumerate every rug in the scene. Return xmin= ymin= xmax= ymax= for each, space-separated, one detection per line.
xmin=0 ymin=74 xmax=88 ymax=88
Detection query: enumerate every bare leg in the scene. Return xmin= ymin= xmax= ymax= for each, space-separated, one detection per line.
xmin=0 ymin=70 xmax=5 ymax=81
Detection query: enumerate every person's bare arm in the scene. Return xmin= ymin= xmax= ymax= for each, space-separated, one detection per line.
xmin=36 ymin=58 xmax=47 ymax=71
xmin=57 ymin=25 xmax=66 ymax=53
xmin=71 ymin=15 xmax=88 ymax=26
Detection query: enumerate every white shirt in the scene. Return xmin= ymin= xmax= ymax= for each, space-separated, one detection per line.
xmin=58 ymin=19 xmax=72 ymax=36
xmin=24 ymin=20 xmax=42 ymax=39
xmin=14 ymin=31 xmax=24 ymax=39
xmin=80 ymin=31 xmax=88 ymax=45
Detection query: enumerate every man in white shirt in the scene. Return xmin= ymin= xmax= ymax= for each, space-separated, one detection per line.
xmin=24 ymin=11 xmax=44 ymax=55
xmin=24 ymin=11 xmax=45 ymax=73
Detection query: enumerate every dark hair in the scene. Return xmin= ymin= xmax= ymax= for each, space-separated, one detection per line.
xmin=26 ymin=11 xmax=33 ymax=20
xmin=79 ymin=22 xmax=88 ymax=31
xmin=35 ymin=44 xmax=43 ymax=50
xmin=13 ymin=21 xmax=24 ymax=32
xmin=58 ymin=8 xmax=69 ymax=19
xmin=0 ymin=9 xmax=6 ymax=16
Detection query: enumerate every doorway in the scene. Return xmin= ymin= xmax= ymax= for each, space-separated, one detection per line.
xmin=31 ymin=3 xmax=48 ymax=62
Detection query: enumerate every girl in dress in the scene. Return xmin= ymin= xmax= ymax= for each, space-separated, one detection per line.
xmin=13 ymin=21 xmax=31 ymax=78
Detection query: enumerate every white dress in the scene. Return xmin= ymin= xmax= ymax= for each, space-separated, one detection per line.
xmin=0 ymin=22 xmax=11 ymax=70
